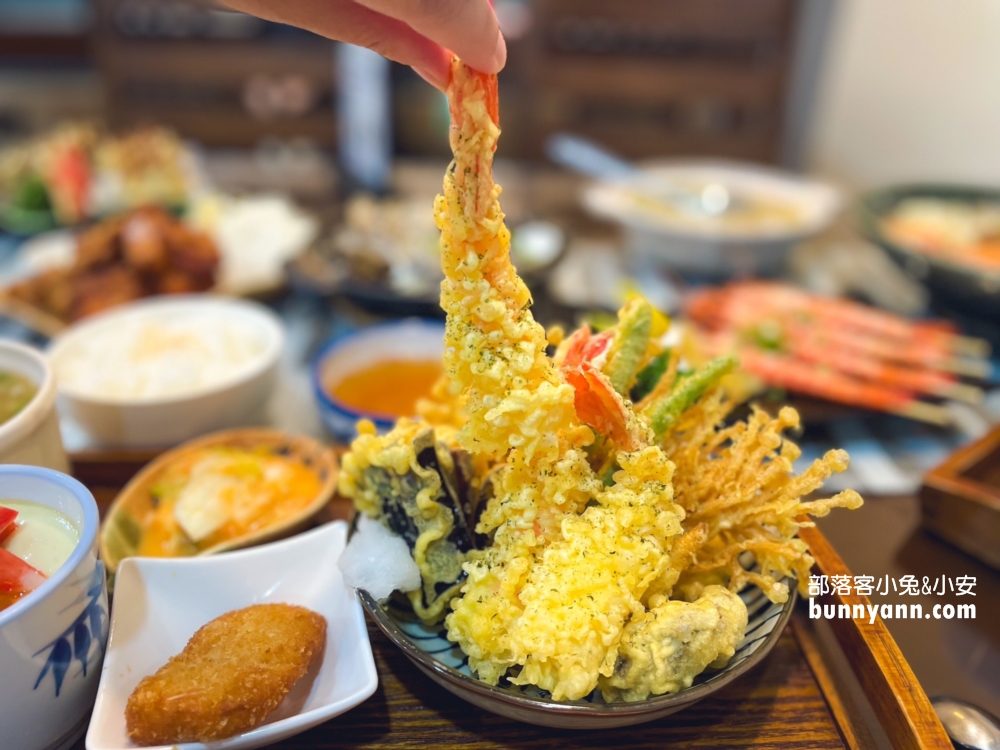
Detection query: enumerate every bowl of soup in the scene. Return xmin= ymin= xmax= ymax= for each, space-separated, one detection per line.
xmin=312 ymin=319 xmax=445 ymax=441
xmin=0 ymin=464 xmax=107 ymax=750
xmin=0 ymin=340 xmax=68 ymax=472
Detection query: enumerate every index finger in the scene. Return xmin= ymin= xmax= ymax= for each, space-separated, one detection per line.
xmin=355 ymin=0 xmax=506 ymax=74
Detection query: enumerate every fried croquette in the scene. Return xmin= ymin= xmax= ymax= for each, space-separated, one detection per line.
xmin=125 ymin=603 xmax=326 ymax=745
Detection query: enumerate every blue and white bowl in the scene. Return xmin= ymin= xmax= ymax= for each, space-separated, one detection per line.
xmin=0 ymin=465 xmax=108 ymax=750
xmin=312 ymin=319 xmax=445 ymax=442
xmin=360 ymin=580 xmax=796 ymax=729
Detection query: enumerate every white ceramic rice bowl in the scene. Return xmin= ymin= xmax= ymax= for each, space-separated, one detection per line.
xmin=47 ymin=296 xmax=283 ymax=447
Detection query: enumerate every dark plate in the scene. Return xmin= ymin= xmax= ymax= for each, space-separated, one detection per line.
xmin=857 ymin=184 xmax=1000 ymax=318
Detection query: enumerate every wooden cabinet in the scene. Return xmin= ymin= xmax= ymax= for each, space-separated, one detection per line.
xmin=92 ymin=0 xmax=806 ymax=162
xmin=504 ymin=0 xmax=801 ymax=162
xmin=92 ymin=0 xmax=336 ymax=147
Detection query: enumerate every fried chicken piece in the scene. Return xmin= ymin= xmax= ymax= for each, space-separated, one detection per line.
xmin=155 ymin=270 xmax=201 ymax=295
xmin=38 ymin=269 xmax=75 ymax=319
xmin=163 ymin=220 xmax=220 ymax=279
xmin=74 ymin=216 xmax=124 ymax=271
xmin=121 ymin=210 xmax=168 ymax=272
xmin=8 ymin=269 xmax=75 ymax=319
xmin=125 ymin=603 xmax=326 ymax=746
xmin=70 ymin=266 xmax=143 ymax=320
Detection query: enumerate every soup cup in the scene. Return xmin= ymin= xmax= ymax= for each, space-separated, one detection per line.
xmin=0 ymin=465 xmax=108 ymax=750
xmin=0 ymin=340 xmax=68 ymax=472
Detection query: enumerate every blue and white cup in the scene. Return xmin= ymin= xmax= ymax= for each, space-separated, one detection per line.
xmin=0 ymin=466 xmax=108 ymax=750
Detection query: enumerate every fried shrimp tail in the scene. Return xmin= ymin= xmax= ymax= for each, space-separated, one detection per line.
xmin=125 ymin=604 xmax=326 ymax=745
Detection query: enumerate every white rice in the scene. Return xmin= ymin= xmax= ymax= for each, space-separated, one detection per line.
xmin=52 ymin=309 xmax=267 ymax=401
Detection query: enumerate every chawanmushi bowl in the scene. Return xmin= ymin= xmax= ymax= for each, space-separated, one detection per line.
xmin=0 ymin=465 xmax=108 ymax=750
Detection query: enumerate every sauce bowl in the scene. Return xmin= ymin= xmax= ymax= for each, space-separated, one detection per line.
xmin=311 ymin=319 xmax=445 ymax=442
xmin=0 ymin=465 xmax=108 ymax=750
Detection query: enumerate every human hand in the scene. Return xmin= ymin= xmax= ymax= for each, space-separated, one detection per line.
xmin=219 ymin=0 xmax=506 ymax=90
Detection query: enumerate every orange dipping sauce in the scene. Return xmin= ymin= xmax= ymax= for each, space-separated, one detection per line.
xmin=326 ymin=359 xmax=442 ymax=418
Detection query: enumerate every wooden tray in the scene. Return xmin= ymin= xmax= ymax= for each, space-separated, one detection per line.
xmin=67 ymin=450 xmax=951 ymax=750
xmin=921 ymin=423 xmax=1000 ymax=570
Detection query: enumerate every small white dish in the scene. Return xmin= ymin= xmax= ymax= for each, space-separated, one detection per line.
xmin=86 ymin=522 xmax=377 ymax=750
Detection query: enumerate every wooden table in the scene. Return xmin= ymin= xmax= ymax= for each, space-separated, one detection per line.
xmin=68 ymin=452 xmax=951 ymax=750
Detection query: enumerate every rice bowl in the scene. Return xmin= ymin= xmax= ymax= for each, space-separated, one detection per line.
xmin=48 ymin=296 xmax=283 ymax=446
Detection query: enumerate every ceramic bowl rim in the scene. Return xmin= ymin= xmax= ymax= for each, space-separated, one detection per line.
xmin=583 ymin=157 xmax=843 ymax=243
xmin=47 ymin=295 xmax=285 ymax=408
xmin=360 ymin=586 xmax=796 ymax=719
xmin=0 ymin=465 xmax=99 ymax=629
xmin=311 ymin=318 xmax=446 ymax=427
xmin=0 ymin=340 xmax=58 ymax=452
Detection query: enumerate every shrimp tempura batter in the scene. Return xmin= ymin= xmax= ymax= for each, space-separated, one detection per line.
xmin=437 ymin=61 xmax=726 ymax=701
xmin=435 ymin=64 xmax=582 ymax=462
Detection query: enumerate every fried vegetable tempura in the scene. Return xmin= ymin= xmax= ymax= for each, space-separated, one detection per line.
xmin=338 ymin=58 xmax=862 ymax=704
xmin=664 ymin=394 xmax=864 ymax=604
xmin=599 ymin=585 xmax=747 ymax=702
xmin=125 ymin=604 xmax=326 ymax=745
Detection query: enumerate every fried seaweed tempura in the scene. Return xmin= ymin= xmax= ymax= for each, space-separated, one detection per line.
xmin=125 ymin=604 xmax=326 ymax=745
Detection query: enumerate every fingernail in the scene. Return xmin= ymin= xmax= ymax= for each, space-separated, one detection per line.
xmin=492 ymin=31 xmax=507 ymax=71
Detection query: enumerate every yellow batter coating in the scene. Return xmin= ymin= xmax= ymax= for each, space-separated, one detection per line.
xmin=432 ymin=61 xmax=695 ymax=700
xmin=340 ymin=419 xmax=467 ymax=621
xmin=435 ymin=63 xmax=585 ymax=464
xmin=599 ymin=585 xmax=747 ymax=702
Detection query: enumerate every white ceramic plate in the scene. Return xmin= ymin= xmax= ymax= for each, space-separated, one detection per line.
xmin=583 ymin=159 xmax=842 ymax=243
xmin=86 ymin=522 xmax=376 ymax=750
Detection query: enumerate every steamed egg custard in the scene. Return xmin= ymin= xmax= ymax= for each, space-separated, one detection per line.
xmin=1 ymin=501 xmax=80 ymax=611
xmin=339 ymin=60 xmax=862 ymax=703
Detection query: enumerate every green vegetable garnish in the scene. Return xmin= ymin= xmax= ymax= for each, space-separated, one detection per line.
xmin=12 ymin=175 xmax=51 ymax=212
xmin=604 ymin=298 xmax=653 ymax=396
xmin=644 ymin=355 xmax=738 ymax=437
xmin=630 ymin=350 xmax=671 ymax=403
